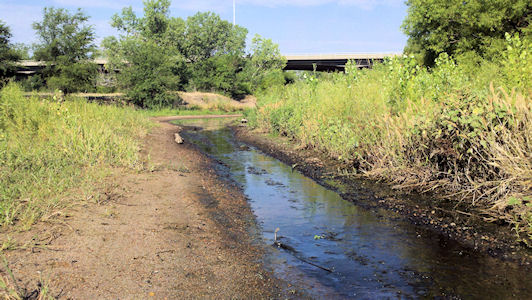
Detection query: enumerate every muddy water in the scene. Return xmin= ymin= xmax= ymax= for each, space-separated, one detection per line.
xmin=174 ymin=118 xmax=531 ymax=299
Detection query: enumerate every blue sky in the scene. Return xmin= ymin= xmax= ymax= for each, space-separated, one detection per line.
xmin=0 ymin=0 xmax=407 ymax=54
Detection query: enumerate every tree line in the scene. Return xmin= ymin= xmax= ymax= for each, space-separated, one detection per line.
xmin=0 ymin=0 xmax=287 ymax=108
xmin=0 ymin=0 xmax=530 ymax=107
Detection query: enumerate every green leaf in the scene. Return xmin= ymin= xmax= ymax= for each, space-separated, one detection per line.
xmin=508 ymin=197 xmax=522 ymax=206
xmin=472 ymin=107 xmax=484 ymax=115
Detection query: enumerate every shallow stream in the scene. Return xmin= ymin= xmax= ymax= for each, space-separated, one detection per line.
xmin=174 ymin=118 xmax=531 ymax=299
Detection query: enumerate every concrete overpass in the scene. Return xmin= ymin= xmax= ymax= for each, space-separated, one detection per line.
xmin=15 ymin=54 xmax=399 ymax=77
xmin=15 ymin=59 xmax=109 ymax=78
xmin=283 ymin=53 xmax=399 ymax=71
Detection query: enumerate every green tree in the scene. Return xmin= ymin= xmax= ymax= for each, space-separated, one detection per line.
xmin=183 ymin=12 xmax=248 ymax=94
xmin=106 ymin=1 xmax=285 ymax=102
xmin=111 ymin=0 xmax=172 ymax=40
xmin=0 ymin=21 xmax=20 ymax=85
xmin=242 ymin=34 xmax=287 ymax=93
xmin=402 ymin=0 xmax=532 ymax=65
xmin=189 ymin=54 xmax=248 ymax=97
xmin=107 ymin=0 xmax=185 ymax=107
xmin=12 ymin=43 xmax=31 ymax=60
xmin=32 ymin=7 xmax=98 ymax=93
xmin=181 ymin=12 xmax=247 ymax=63
xmin=108 ymin=38 xmax=181 ymax=108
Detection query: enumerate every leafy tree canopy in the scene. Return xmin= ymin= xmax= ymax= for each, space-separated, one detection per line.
xmin=184 ymin=12 xmax=248 ymax=95
xmin=111 ymin=0 xmax=174 ymax=41
xmin=107 ymin=0 xmax=186 ymax=107
xmin=106 ymin=0 xmax=285 ymax=104
xmin=112 ymin=38 xmax=182 ymax=108
xmin=181 ymin=12 xmax=248 ymax=63
xmin=31 ymin=7 xmax=98 ymax=93
xmin=0 ymin=21 xmax=20 ymax=82
xmin=33 ymin=7 xmax=97 ymax=62
xmin=243 ymin=34 xmax=287 ymax=93
xmin=12 ymin=43 xmax=31 ymax=60
xmin=402 ymin=0 xmax=532 ymax=65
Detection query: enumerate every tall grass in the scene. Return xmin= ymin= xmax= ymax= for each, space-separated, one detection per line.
xmin=248 ymin=35 xmax=532 ymax=244
xmin=0 ymin=83 xmax=152 ymax=230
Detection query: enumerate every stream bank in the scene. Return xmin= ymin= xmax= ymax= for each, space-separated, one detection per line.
xmin=233 ymin=126 xmax=532 ymax=264
xmin=175 ymin=117 xmax=532 ymax=299
xmin=1 ymin=118 xmax=289 ymax=299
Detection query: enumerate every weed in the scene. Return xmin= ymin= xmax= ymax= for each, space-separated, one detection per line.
xmin=0 ymin=236 xmax=16 ymax=252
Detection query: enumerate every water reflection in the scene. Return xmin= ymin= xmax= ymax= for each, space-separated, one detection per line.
xmin=174 ymin=118 xmax=532 ymax=299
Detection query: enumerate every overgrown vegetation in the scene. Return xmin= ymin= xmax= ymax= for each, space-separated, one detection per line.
xmin=103 ymin=0 xmax=285 ymax=108
xmin=0 ymin=83 xmax=152 ymax=230
xmin=248 ymin=34 xmax=532 ymax=245
xmin=2 ymin=1 xmax=286 ymax=106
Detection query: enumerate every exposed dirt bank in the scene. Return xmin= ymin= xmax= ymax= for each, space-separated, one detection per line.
xmin=155 ymin=114 xmax=242 ymax=122
xmin=178 ymin=92 xmax=256 ymax=110
xmin=233 ymin=126 xmax=532 ymax=265
xmin=1 ymin=117 xmax=286 ymax=299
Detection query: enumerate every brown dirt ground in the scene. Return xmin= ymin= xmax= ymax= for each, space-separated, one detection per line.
xmin=1 ymin=118 xmax=285 ymax=299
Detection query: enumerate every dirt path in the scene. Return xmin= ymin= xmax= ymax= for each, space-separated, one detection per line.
xmin=2 ymin=117 xmax=283 ymax=299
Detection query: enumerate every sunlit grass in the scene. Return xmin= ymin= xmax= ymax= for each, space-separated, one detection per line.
xmin=0 ymin=83 xmax=153 ymax=230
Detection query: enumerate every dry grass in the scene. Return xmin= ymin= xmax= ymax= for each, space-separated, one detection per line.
xmin=178 ymin=92 xmax=256 ymax=111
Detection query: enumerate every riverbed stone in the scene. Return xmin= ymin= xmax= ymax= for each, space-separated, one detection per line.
xmin=175 ymin=133 xmax=184 ymax=144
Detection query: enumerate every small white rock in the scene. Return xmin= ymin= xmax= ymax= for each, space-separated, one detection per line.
xmin=174 ymin=133 xmax=184 ymax=144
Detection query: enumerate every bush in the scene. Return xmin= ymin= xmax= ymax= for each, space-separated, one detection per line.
xmin=32 ymin=7 xmax=98 ymax=93
xmin=19 ymin=75 xmax=46 ymax=92
xmin=46 ymin=61 xmax=99 ymax=93
xmin=112 ymin=38 xmax=184 ymax=108
xmin=188 ymin=55 xmax=249 ymax=98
